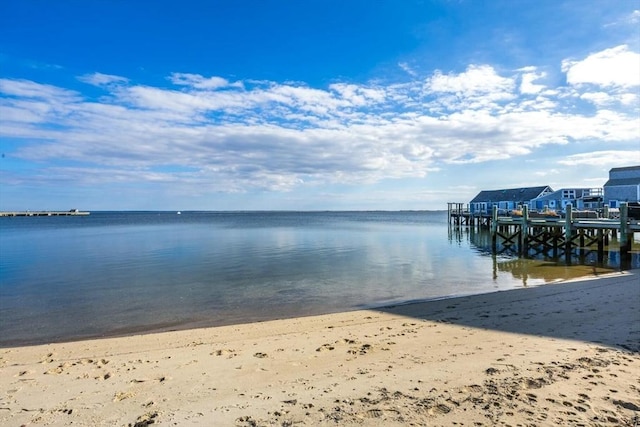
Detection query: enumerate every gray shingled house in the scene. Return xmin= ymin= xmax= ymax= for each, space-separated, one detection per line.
xmin=604 ymin=165 xmax=640 ymax=208
xmin=469 ymin=186 xmax=553 ymax=215
xmin=530 ymin=187 xmax=603 ymax=213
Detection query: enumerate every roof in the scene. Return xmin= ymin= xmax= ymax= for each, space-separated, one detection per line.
xmin=604 ymin=177 xmax=640 ymax=187
xmin=470 ymin=186 xmax=552 ymax=204
xmin=609 ymin=165 xmax=640 ymax=173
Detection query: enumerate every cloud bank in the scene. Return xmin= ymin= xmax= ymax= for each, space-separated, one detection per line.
xmin=1 ymin=45 xmax=639 ymax=192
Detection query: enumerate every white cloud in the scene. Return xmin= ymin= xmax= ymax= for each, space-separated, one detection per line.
xmin=533 ymin=169 xmax=561 ymax=177
xmin=169 ymin=73 xmax=240 ymax=90
xmin=562 ymin=45 xmax=640 ymax=87
xmin=0 ymin=105 xmax=45 ymax=123
xmin=1 ymin=45 xmax=639 ymax=193
xmin=558 ymin=151 xmax=640 ymax=166
xmin=329 ymin=83 xmax=387 ymax=106
xmin=427 ymin=65 xmax=515 ymax=96
xmin=619 ymin=93 xmax=639 ymax=105
xmin=520 ymin=71 xmax=546 ymax=94
xmin=0 ymin=78 xmax=79 ymax=100
xmin=605 ymin=10 xmax=640 ymax=27
xmin=79 ymin=72 xmax=129 ymax=86
xmin=580 ymin=91 xmax=614 ymax=105
xmin=398 ymin=62 xmax=418 ymax=77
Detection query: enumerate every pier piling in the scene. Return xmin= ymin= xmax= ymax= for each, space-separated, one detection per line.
xmin=448 ymin=201 xmax=638 ymax=269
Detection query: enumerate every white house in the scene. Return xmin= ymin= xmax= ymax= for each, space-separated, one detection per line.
xmin=531 ymin=188 xmax=603 ymax=213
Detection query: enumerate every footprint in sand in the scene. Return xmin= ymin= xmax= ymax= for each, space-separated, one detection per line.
xmin=462 ymin=384 xmax=483 ymax=393
xmin=95 ymin=372 xmax=111 ymax=380
xmin=347 ymin=344 xmax=373 ymax=355
xmin=613 ymin=400 xmax=640 ymax=411
xmin=316 ymin=344 xmax=335 ymax=352
xmin=80 ymin=358 xmax=109 ymax=366
xmin=39 ymin=352 xmax=55 ymax=364
xmin=211 ymin=349 xmax=237 ymax=358
xmin=362 ymin=408 xmax=384 ymax=418
xmin=358 ymin=344 xmax=372 ymax=355
xmin=131 ymin=411 xmax=158 ymax=426
xmin=428 ymin=403 xmax=452 ymax=415
xmin=44 ymin=365 xmax=66 ymax=375
xmin=114 ymin=390 xmax=136 ymax=402
xmin=522 ymin=378 xmax=546 ymax=389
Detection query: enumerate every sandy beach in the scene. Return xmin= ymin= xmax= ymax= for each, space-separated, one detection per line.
xmin=1 ymin=270 xmax=639 ymax=426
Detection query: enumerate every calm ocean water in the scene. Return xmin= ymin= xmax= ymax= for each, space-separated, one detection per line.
xmin=1 ymin=211 xmax=637 ymax=345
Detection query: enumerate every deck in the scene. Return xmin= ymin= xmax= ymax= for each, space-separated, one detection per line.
xmin=448 ymin=202 xmax=638 ymax=269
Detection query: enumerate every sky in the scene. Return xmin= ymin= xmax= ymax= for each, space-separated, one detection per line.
xmin=0 ymin=0 xmax=639 ymax=211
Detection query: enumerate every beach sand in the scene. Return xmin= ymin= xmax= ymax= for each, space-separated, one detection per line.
xmin=1 ymin=270 xmax=639 ymax=426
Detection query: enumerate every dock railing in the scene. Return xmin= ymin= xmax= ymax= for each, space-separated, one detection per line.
xmin=495 ymin=203 xmax=636 ymax=268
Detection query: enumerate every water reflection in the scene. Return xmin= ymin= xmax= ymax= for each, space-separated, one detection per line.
xmin=2 ymin=212 xmax=636 ymax=345
xmin=448 ymin=226 xmax=639 ymax=285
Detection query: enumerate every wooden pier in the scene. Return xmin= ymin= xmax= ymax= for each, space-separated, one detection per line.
xmin=448 ymin=202 xmax=639 ymax=269
xmin=0 ymin=210 xmax=90 ymax=217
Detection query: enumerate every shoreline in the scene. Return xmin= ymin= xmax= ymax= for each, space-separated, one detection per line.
xmin=0 ymin=266 xmax=625 ymax=349
xmin=1 ymin=270 xmax=639 ymax=426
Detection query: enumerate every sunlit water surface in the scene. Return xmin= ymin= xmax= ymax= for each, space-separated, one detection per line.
xmin=1 ymin=211 xmax=636 ymax=345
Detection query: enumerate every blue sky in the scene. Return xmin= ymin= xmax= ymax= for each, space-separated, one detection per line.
xmin=1 ymin=0 xmax=639 ymax=211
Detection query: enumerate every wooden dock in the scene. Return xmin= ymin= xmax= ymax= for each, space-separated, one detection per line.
xmin=0 ymin=211 xmax=90 ymax=217
xmin=448 ymin=202 xmax=639 ymax=269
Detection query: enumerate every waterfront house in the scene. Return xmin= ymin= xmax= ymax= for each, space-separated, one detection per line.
xmin=530 ymin=187 xmax=603 ymax=213
xmin=604 ymin=165 xmax=640 ymax=208
xmin=469 ymin=186 xmax=553 ymax=215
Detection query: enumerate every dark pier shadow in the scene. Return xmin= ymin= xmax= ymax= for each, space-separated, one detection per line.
xmin=374 ymin=269 xmax=640 ymax=352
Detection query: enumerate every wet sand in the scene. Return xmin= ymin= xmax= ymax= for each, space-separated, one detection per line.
xmin=1 ymin=270 xmax=639 ymax=426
